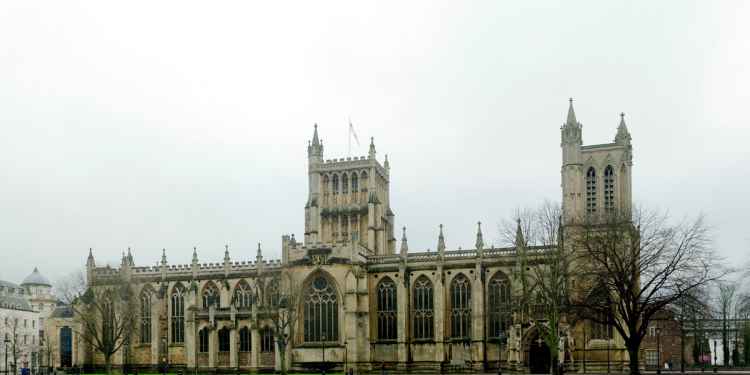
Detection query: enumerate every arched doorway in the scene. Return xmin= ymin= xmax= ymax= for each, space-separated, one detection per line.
xmin=60 ymin=326 xmax=73 ymax=367
xmin=527 ymin=334 xmax=551 ymax=374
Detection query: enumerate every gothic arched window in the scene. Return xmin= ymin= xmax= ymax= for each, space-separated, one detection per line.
xmin=360 ymin=171 xmax=368 ymax=191
xmin=488 ymin=272 xmax=512 ymax=339
xmin=218 ymin=327 xmax=230 ymax=352
xmin=342 ymin=173 xmax=349 ymax=194
xmin=303 ymin=276 xmax=339 ymax=342
xmin=351 ymin=174 xmax=358 ymax=193
xmin=140 ymin=288 xmax=152 ymax=344
xmin=234 ymin=280 xmax=252 ymax=309
xmin=412 ymin=276 xmax=434 ymax=340
xmin=604 ymin=165 xmax=615 ymax=212
xmin=332 ymin=175 xmax=339 ymax=195
xmin=202 ymin=282 xmax=219 ymax=309
xmin=450 ymin=274 xmax=472 ymax=339
xmin=322 ymin=175 xmax=330 ymax=195
xmin=586 ymin=167 xmax=597 ymax=214
xmin=376 ymin=278 xmax=397 ymax=340
xmin=198 ymin=327 xmax=209 ymax=353
xmin=261 ymin=326 xmax=274 ymax=353
xmin=239 ymin=327 xmax=251 ymax=352
xmin=171 ymin=284 xmax=185 ymax=343
xmin=265 ymin=279 xmax=279 ymax=308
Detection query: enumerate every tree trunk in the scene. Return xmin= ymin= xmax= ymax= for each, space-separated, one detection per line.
xmin=550 ymin=352 xmax=559 ymax=375
xmin=105 ymin=354 xmax=112 ymax=375
xmin=627 ymin=344 xmax=640 ymax=375
xmin=279 ymin=342 xmax=287 ymax=375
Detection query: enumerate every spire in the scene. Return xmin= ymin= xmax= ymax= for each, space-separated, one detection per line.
xmin=400 ymin=226 xmax=409 ymax=256
xmin=312 ymin=123 xmax=320 ymax=146
xmin=368 ymin=137 xmax=376 ymax=159
xmin=192 ymin=246 xmax=199 ymax=264
xmin=160 ymin=248 xmax=167 ymax=266
xmin=515 ymin=218 xmax=526 ymax=248
xmin=384 ymin=154 xmax=390 ymax=170
xmin=308 ymin=123 xmax=323 ymax=159
xmin=437 ymin=224 xmax=446 ymax=255
xmin=475 ymin=221 xmax=484 ymax=250
xmin=127 ymin=247 xmax=134 ymax=266
xmin=87 ymin=248 xmax=95 ymax=267
xmin=224 ymin=244 xmax=230 ymax=263
xmin=256 ymin=243 xmax=263 ymax=260
xmin=615 ymin=112 xmax=632 ymax=144
xmin=566 ymin=97 xmax=577 ymax=125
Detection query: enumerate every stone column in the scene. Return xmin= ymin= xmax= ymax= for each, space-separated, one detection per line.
xmin=185 ymin=291 xmax=197 ymax=370
xmin=473 ymin=262 xmax=485 ymax=367
xmin=434 ymin=266 xmax=445 ymax=363
xmin=208 ymin=328 xmax=216 ymax=368
xmin=250 ymin=327 xmax=260 ymax=370
xmin=229 ymin=328 xmax=238 ymax=368
xmin=151 ymin=295 xmax=160 ymax=366
xmin=396 ymin=268 xmax=408 ymax=364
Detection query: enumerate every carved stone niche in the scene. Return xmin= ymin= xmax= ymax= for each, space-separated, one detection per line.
xmin=306 ymin=247 xmax=332 ymax=266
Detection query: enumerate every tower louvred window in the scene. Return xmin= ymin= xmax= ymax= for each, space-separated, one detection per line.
xmin=586 ymin=167 xmax=597 ymax=214
xmin=604 ymin=165 xmax=615 ymax=212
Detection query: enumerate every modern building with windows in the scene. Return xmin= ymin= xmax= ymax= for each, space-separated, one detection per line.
xmin=52 ymin=100 xmax=636 ymax=373
xmin=1 ymin=268 xmax=57 ymax=374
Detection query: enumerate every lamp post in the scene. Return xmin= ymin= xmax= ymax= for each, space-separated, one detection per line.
xmin=5 ymin=337 xmax=10 ymax=375
xmin=713 ymin=339 xmax=717 ymax=373
xmin=321 ymin=333 xmax=326 ymax=375
xmin=497 ymin=332 xmax=506 ymax=375
xmin=583 ymin=321 xmax=587 ymax=374
xmin=657 ymin=328 xmax=662 ymax=375
xmin=607 ymin=325 xmax=611 ymax=374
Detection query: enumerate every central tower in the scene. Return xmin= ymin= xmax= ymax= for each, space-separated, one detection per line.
xmin=304 ymin=125 xmax=396 ymax=255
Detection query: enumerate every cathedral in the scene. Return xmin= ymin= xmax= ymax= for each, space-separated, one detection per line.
xmin=48 ymin=100 xmax=635 ymax=373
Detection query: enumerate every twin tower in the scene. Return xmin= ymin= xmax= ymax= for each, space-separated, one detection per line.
xmin=300 ymin=99 xmax=634 ymax=257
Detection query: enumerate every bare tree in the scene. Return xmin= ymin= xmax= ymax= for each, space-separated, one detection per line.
xmin=500 ymin=201 xmax=571 ymax=375
xmin=717 ymin=283 xmax=737 ymax=366
xmin=54 ymin=269 xmax=87 ymax=305
xmin=3 ymin=313 xmax=23 ymax=374
xmin=254 ymin=271 xmax=300 ymax=375
xmin=671 ymin=287 xmax=711 ymax=372
xmin=64 ymin=273 xmax=138 ymax=375
xmin=573 ymin=208 xmax=727 ymax=375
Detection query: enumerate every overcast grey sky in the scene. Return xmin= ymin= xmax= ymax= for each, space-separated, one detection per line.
xmin=0 ymin=1 xmax=748 ymax=284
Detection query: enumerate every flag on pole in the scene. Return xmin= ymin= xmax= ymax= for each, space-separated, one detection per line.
xmin=349 ymin=119 xmax=360 ymax=146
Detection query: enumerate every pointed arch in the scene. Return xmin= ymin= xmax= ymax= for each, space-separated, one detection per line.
xmin=342 ymin=173 xmax=349 ymax=194
xmin=332 ymin=174 xmax=340 ymax=195
xmin=139 ymin=284 xmax=154 ymax=344
xmin=239 ymin=326 xmax=251 ymax=352
xmin=265 ymin=278 xmax=280 ymax=308
xmin=488 ymin=271 xmax=512 ymax=339
xmin=412 ymin=275 xmax=434 ymax=340
xmin=449 ymin=273 xmax=472 ymax=339
xmin=233 ymin=279 xmax=252 ymax=309
xmin=322 ymin=174 xmax=330 ymax=195
xmin=218 ymin=326 xmax=230 ymax=352
xmin=302 ymin=272 xmax=339 ymax=343
xmin=261 ymin=326 xmax=275 ymax=353
xmin=171 ymin=283 xmax=186 ymax=343
xmin=198 ymin=327 xmax=209 ymax=353
xmin=376 ymin=277 xmax=397 ymax=340
xmin=604 ymin=165 xmax=615 ymax=212
xmin=202 ymin=281 xmax=219 ymax=309
xmin=586 ymin=167 xmax=597 ymax=214
xmin=351 ymin=173 xmax=359 ymax=193
xmin=360 ymin=171 xmax=368 ymax=191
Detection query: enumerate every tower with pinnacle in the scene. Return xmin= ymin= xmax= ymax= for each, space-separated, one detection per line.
xmin=561 ymin=99 xmax=633 ymax=225
xmin=303 ymin=125 xmax=396 ymax=255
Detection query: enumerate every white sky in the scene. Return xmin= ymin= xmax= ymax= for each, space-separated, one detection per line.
xmin=0 ymin=1 xmax=748 ymax=284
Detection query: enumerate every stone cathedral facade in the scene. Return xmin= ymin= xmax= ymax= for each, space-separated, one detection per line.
xmin=50 ymin=101 xmax=635 ymax=373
